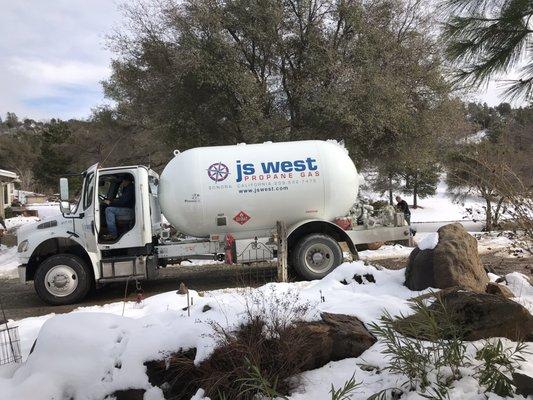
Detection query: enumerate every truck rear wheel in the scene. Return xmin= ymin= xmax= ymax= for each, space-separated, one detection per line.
xmin=292 ymin=234 xmax=342 ymax=280
xmin=34 ymin=254 xmax=92 ymax=305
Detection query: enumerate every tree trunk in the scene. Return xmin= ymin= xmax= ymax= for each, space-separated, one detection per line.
xmin=388 ymin=173 xmax=393 ymax=205
xmin=493 ymin=197 xmax=505 ymax=228
xmin=413 ymin=172 xmax=418 ymax=208
xmin=484 ymin=196 xmax=493 ymax=231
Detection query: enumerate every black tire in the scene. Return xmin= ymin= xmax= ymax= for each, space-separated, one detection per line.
xmin=34 ymin=254 xmax=92 ymax=305
xmin=291 ymin=234 xmax=343 ymax=280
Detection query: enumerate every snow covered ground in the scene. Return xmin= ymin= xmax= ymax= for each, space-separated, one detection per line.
xmin=357 ymin=231 xmax=526 ymax=261
xmin=360 ymin=173 xmax=484 ymax=227
xmin=0 ymin=262 xmax=531 ymax=400
xmin=0 ymin=245 xmax=19 ymax=278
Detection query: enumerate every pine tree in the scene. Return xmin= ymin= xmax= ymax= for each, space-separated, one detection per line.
xmin=34 ymin=120 xmax=73 ymax=192
xmin=442 ymin=0 xmax=533 ymax=101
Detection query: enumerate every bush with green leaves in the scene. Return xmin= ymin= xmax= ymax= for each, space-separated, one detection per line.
xmin=369 ymin=296 xmax=468 ymax=394
xmin=368 ymin=295 xmax=530 ymax=399
xmin=475 ymin=339 xmax=529 ymax=397
xmin=238 ymin=360 xmax=362 ymax=400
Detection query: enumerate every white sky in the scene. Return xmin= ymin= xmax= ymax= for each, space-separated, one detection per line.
xmin=0 ymin=1 xmax=527 ymax=121
xmin=0 ymin=0 xmax=120 ymax=121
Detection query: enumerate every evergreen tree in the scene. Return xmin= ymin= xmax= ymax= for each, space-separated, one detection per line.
xmin=5 ymin=112 xmax=19 ymax=128
xmin=402 ymin=166 xmax=441 ymax=208
xmin=34 ymin=120 xmax=73 ymax=192
xmin=442 ymin=0 xmax=533 ymax=101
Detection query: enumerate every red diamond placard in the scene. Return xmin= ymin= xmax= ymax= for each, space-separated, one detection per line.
xmin=233 ymin=211 xmax=251 ymax=225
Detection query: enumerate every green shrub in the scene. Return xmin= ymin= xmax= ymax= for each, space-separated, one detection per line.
xmin=369 ymin=296 xmax=531 ymax=399
xmin=475 ymin=339 xmax=529 ymax=397
xmin=329 ymin=373 xmax=361 ymax=400
xmin=369 ymin=296 xmax=467 ymax=393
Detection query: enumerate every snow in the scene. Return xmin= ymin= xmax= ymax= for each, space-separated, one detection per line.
xmin=359 ymin=243 xmax=413 ymax=260
xmin=357 ymin=231 xmax=523 ymax=261
xmin=0 ymin=245 xmax=19 ymax=278
xmin=417 ymin=232 xmax=439 ymax=250
xmin=461 ymin=129 xmax=488 ymax=144
xmin=25 ymin=202 xmax=61 ymax=219
xmin=409 ymin=178 xmax=481 ymax=225
xmin=3 ymin=216 xmax=40 ymax=231
xmin=0 ymin=261 xmax=532 ymax=400
xmin=0 ymin=216 xmax=42 ymax=278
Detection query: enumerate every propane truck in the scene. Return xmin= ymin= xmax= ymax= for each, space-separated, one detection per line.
xmin=16 ymin=140 xmax=410 ymax=304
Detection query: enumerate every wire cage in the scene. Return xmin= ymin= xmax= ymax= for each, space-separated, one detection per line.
xmin=0 ymin=324 xmax=22 ymax=365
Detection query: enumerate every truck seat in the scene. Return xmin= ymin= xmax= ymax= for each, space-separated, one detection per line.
xmin=116 ymin=212 xmax=135 ymax=233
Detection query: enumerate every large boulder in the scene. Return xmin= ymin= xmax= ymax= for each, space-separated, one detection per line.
xmin=397 ymin=290 xmax=533 ymax=341
xmin=405 ymin=247 xmax=435 ymax=290
xmin=294 ymin=312 xmax=377 ymax=371
xmin=405 ymin=223 xmax=489 ymax=292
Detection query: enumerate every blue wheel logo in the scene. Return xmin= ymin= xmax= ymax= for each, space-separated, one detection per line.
xmin=207 ymin=162 xmax=230 ymax=182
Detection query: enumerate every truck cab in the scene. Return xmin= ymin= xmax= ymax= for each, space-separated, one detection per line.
xmin=17 ymin=164 xmax=161 ymax=305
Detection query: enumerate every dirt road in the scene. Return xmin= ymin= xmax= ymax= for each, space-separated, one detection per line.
xmin=1 ymin=253 xmax=530 ymax=321
xmin=0 ymin=263 xmax=277 ymax=320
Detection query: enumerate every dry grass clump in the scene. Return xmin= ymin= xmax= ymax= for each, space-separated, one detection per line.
xmin=199 ymin=287 xmax=313 ymax=399
xmin=147 ymin=288 xmax=314 ymax=400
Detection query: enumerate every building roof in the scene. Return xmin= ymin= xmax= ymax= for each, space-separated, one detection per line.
xmin=0 ymin=168 xmax=19 ymax=181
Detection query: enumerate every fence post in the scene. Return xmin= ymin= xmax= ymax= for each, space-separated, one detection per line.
xmin=277 ymin=221 xmax=288 ymax=283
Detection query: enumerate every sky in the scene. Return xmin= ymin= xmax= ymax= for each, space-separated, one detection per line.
xmin=0 ymin=1 xmax=526 ymax=121
xmin=0 ymin=0 xmax=120 ymax=121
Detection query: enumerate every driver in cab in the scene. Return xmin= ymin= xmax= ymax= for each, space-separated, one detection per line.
xmin=102 ymin=176 xmax=134 ymax=241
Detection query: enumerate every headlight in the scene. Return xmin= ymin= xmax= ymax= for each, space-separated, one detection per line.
xmin=17 ymin=240 xmax=29 ymax=253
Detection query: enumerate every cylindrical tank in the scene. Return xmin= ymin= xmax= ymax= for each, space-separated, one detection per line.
xmin=158 ymin=140 xmax=359 ymax=238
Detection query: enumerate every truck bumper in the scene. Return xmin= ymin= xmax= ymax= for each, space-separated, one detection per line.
xmin=18 ymin=264 xmax=27 ymax=283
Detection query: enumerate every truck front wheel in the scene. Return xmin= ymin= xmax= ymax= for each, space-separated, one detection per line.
xmin=292 ymin=234 xmax=342 ymax=280
xmin=34 ymin=254 xmax=92 ymax=305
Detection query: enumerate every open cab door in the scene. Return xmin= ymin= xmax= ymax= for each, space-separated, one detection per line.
xmin=96 ymin=167 xmax=153 ymax=251
xmin=81 ymin=163 xmax=100 ymax=254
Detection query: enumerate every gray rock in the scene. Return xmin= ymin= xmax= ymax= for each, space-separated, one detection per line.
xmin=405 ymin=223 xmax=489 ymax=292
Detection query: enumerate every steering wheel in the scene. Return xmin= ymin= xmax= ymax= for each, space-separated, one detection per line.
xmin=98 ymin=194 xmax=106 ymax=201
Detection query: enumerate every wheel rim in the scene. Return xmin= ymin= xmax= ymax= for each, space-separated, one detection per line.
xmin=44 ymin=265 xmax=78 ymax=297
xmin=304 ymin=243 xmax=334 ymax=273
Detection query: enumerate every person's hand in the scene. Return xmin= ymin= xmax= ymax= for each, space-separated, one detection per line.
xmin=104 ymin=199 xmax=111 ymax=205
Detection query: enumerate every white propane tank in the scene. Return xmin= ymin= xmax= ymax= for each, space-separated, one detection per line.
xmin=158 ymin=140 xmax=359 ymax=238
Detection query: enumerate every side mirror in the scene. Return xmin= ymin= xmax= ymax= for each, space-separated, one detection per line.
xmin=59 ymin=178 xmax=71 ymax=215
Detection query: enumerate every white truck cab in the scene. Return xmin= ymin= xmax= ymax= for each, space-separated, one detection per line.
xmin=17 ymin=164 xmax=162 ymax=304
